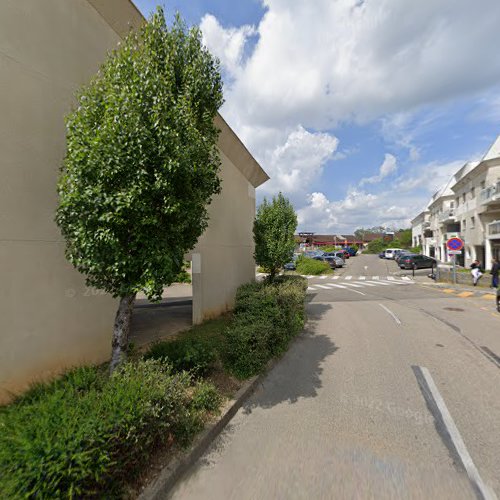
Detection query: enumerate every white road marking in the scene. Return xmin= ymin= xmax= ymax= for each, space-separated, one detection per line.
xmin=372 ymin=276 xmax=380 ymax=280
xmin=387 ymin=276 xmax=396 ymax=281
xmin=316 ymin=284 xmax=332 ymax=289
xmin=319 ymin=275 xmax=328 ymax=280
xmin=417 ymin=367 xmax=497 ymax=500
xmin=328 ymin=283 xmax=348 ymax=289
xmin=401 ymin=276 xmax=412 ymax=281
xmin=366 ymin=280 xmax=391 ymax=286
xmin=353 ymin=281 xmax=376 ymax=287
xmin=307 ymin=287 xmax=316 ymax=291
xmin=306 ymin=275 xmax=315 ymax=279
xmin=343 ymin=283 xmax=364 ymax=288
xmin=317 ymin=283 xmax=366 ymax=296
xmin=378 ymin=280 xmax=409 ymax=286
xmin=358 ymin=276 xmax=366 ymax=280
xmin=345 ymin=276 xmax=353 ymax=280
xmin=332 ymin=276 xmax=339 ymax=280
xmin=379 ymin=304 xmax=402 ymax=325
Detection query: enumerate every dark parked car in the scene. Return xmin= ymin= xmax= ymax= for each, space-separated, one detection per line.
xmin=399 ymin=254 xmax=436 ymax=270
xmin=395 ymin=250 xmax=412 ymax=264
xmin=379 ymin=251 xmax=385 ymax=259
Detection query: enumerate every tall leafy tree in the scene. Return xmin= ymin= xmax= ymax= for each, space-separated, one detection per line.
xmin=253 ymin=193 xmax=297 ymax=281
xmin=56 ymin=7 xmax=223 ymax=372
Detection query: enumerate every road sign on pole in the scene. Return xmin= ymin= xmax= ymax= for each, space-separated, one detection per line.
xmin=446 ymin=237 xmax=464 ymax=251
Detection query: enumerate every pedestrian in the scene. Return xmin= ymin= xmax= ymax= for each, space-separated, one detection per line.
xmin=490 ymin=257 xmax=499 ymax=288
xmin=471 ymin=259 xmax=483 ymax=286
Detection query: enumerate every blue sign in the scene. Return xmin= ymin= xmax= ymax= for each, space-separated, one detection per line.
xmin=446 ymin=237 xmax=464 ymax=251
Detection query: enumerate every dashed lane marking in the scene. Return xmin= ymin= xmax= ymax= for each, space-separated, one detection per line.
xmin=332 ymin=276 xmax=339 ymax=280
xmin=372 ymin=276 xmax=379 ymax=280
xmin=358 ymin=276 xmax=366 ymax=280
xmin=344 ymin=276 xmax=353 ymax=280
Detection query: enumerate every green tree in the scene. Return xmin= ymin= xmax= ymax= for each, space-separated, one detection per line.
xmin=253 ymin=193 xmax=297 ymax=281
xmin=56 ymin=7 xmax=223 ymax=372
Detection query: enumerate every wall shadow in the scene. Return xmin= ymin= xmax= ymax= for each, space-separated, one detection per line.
xmin=242 ymin=302 xmax=338 ymax=412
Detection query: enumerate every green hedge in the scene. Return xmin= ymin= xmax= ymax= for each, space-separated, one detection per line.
xmin=0 ymin=360 xmax=220 ymax=499
xmin=145 ymin=335 xmax=218 ymax=376
xmin=223 ymin=275 xmax=307 ymax=378
xmin=295 ymin=256 xmax=331 ymax=275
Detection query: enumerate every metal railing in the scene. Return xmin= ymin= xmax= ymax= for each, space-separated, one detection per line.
xmin=479 ymin=181 xmax=500 ymax=204
xmin=438 ymin=209 xmax=455 ymax=222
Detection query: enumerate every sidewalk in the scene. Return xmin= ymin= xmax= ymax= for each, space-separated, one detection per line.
xmin=420 ymin=278 xmax=499 ymax=300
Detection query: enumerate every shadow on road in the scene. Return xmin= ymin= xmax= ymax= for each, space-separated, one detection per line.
xmin=242 ymin=302 xmax=338 ymax=413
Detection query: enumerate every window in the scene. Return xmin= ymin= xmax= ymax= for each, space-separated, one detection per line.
xmin=462 ymin=219 xmax=466 ymax=229
xmin=481 ymin=180 xmax=486 ymax=189
xmin=455 ymin=197 xmax=459 ymax=206
xmin=471 ymin=216 xmax=475 ymax=228
xmin=462 ymin=193 xmax=466 ymax=203
xmin=471 ymin=187 xmax=475 ymax=198
xmin=450 ymin=201 xmax=454 ymax=209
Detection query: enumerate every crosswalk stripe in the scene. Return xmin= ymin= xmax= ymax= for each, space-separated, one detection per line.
xmin=401 ymin=277 xmax=412 ymax=281
xmin=307 ymin=287 xmax=316 ymax=291
xmin=332 ymin=276 xmax=339 ymax=280
xmin=378 ymin=280 xmax=408 ymax=286
xmin=353 ymin=281 xmax=376 ymax=286
xmin=358 ymin=276 xmax=366 ymax=280
xmin=343 ymin=283 xmax=364 ymax=288
xmin=345 ymin=276 xmax=353 ymax=280
xmin=319 ymin=276 xmax=328 ymax=280
xmin=365 ymin=280 xmax=391 ymax=286
xmin=316 ymin=284 xmax=332 ymax=289
xmin=328 ymin=283 xmax=348 ymax=289
xmin=387 ymin=276 xmax=396 ymax=281
xmin=372 ymin=276 xmax=379 ymax=280
xmin=306 ymin=275 xmax=314 ymax=279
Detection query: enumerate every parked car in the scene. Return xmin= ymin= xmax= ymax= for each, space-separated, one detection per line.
xmin=379 ymin=251 xmax=385 ymax=259
xmin=324 ymin=251 xmax=346 ymax=264
xmin=283 ymin=262 xmax=296 ymax=271
xmin=332 ymin=256 xmax=344 ymax=267
xmin=395 ymin=250 xmax=412 ymax=264
xmin=344 ymin=247 xmax=357 ymax=256
xmin=384 ymin=248 xmax=402 ymax=259
xmin=313 ymin=255 xmax=337 ymax=269
xmin=399 ymin=254 xmax=436 ymax=270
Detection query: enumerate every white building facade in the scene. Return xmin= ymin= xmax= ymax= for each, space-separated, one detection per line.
xmin=411 ymin=136 xmax=500 ymax=270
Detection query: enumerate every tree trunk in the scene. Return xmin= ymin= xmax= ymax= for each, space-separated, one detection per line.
xmin=110 ymin=293 xmax=136 ymax=374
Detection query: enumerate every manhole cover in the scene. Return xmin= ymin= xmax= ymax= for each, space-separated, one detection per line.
xmin=443 ymin=307 xmax=464 ymax=312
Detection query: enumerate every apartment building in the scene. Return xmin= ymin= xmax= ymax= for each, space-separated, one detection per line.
xmin=411 ymin=135 xmax=500 ymax=270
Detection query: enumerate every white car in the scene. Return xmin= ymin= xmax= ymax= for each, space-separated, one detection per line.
xmin=384 ymin=248 xmax=402 ymax=259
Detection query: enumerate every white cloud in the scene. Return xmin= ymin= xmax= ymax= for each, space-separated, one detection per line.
xmin=258 ymin=126 xmax=339 ymax=197
xmin=200 ymin=15 xmax=256 ymax=78
xmin=360 ymin=154 xmax=397 ymax=185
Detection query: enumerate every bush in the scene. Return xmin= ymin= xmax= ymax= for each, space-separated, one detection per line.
xmin=145 ymin=335 xmax=217 ymax=376
xmin=0 ymin=359 xmax=215 ymax=498
xmin=295 ymin=255 xmax=331 ymax=275
xmin=191 ymin=381 xmax=223 ymax=413
xmin=223 ymin=276 xmax=307 ymax=378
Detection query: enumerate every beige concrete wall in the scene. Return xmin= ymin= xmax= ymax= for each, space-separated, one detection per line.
xmin=0 ymin=0 xmax=143 ymax=403
xmin=191 ymin=150 xmax=257 ymax=323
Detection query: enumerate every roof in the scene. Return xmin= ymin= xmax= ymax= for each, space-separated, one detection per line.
xmin=88 ymin=1 xmax=269 ymax=188
xmin=482 ymin=135 xmax=500 ymax=162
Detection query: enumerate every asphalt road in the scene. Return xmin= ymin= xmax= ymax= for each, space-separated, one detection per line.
xmin=171 ymin=255 xmax=500 ymax=500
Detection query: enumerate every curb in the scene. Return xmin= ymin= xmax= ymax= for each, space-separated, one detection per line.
xmin=138 ymin=368 xmax=271 ymax=499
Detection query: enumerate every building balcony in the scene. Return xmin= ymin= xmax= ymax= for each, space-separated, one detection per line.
xmin=438 ymin=209 xmax=456 ymax=223
xmin=488 ymin=221 xmax=500 ymax=237
xmin=479 ymin=182 xmax=500 ymax=206
xmin=422 ymin=221 xmax=431 ymax=229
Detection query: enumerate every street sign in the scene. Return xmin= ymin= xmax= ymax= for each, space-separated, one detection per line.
xmin=446 ymin=237 xmax=464 ymax=251
xmin=448 ymin=250 xmax=462 ymax=255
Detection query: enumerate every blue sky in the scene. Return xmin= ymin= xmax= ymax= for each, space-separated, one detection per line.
xmin=133 ymin=0 xmax=500 ymax=233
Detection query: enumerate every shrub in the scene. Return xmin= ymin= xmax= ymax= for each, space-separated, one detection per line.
xmin=295 ymin=255 xmax=331 ymax=275
xmin=223 ymin=276 xmax=307 ymax=378
xmin=145 ymin=335 xmax=217 ymax=376
xmin=0 ymin=360 xmax=209 ymax=498
xmin=191 ymin=381 xmax=223 ymax=413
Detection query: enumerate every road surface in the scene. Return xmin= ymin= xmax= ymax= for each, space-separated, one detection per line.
xmin=171 ymin=255 xmax=500 ymax=499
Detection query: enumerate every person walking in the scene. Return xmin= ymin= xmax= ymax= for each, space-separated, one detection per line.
xmin=471 ymin=259 xmax=483 ymax=286
xmin=490 ymin=257 xmax=499 ymax=288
